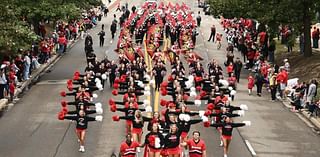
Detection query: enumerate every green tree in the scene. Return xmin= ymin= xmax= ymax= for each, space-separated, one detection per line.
xmin=208 ymin=0 xmax=320 ymax=57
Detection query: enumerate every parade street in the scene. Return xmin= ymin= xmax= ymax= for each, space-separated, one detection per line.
xmin=0 ymin=0 xmax=320 ymax=157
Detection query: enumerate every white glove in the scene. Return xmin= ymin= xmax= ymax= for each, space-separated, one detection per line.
xmin=190 ymin=87 xmax=196 ymax=92
xmin=199 ymin=110 xmax=205 ymax=117
xmin=144 ymin=86 xmax=150 ymax=91
xmin=101 ymin=74 xmax=107 ymax=80
xmin=144 ymin=74 xmax=151 ymax=81
xmin=243 ymin=121 xmax=251 ymax=126
xmin=96 ymin=107 xmax=103 ymax=114
xmin=95 ymin=102 xmax=102 ymax=109
xmin=230 ymin=90 xmax=236 ymax=95
xmin=184 ymin=114 xmax=191 ymax=122
xmin=190 ymin=91 xmax=197 ymax=98
xmin=228 ymin=87 xmax=233 ymax=91
xmin=237 ymin=110 xmax=245 ymax=117
xmin=188 ymin=75 xmax=194 ymax=82
xmin=92 ymin=93 xmax=98 ymax=98
xmin=145 ymin=106 xmax=153 ymax=112
xmin=95 ymin=115 xmax=103 ymax=122
xmin=195 ymin=100 xmax=201 ymax=107
xmin=186 ymin=81 xmax=192 ymax=89
xmin=240 ymin=104 xmax=248 ymax=111
xmin=95 ymin=78 xmax=101 ymax=83
xmin=201 ymin=116 xmax=209 ymax=122
xmin=144 ymin=91 xmax=150 ymax=96
xmin=143 ymin=99 xmax=150 ymax=106
xmin=228 ymin=97 xmax=232 ymax=101
xmin=179 ymin=114 xmax=186 ymax=121
xmin=137 ymin=81 xmax=144 ymax=87
xmin=96 ymin=82 xmax=102 ymax=88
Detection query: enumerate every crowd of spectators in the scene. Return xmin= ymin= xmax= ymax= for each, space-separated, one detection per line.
xmin=0 ymin=7 xmax=104 ymax=101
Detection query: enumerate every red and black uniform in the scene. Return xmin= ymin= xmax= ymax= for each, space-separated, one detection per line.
xmin=186 ymin=139 xmax=206 ymax=157
xmin=177 ymin=119 xmax=202 ymax=139
xmin=144 ymin=132 xmax=165 ymax=153
xmin=210 ymin=122 xmax=245 ymax=140
xmin=119 ymin=141 xmax=140 ymax=157
xmin=64 ymin=115 xmax=96 ymax=133
xmin=164 ymin=131 xmax=182 ymax=154
xmin=118 ymin=116 xmax=152 ymax=134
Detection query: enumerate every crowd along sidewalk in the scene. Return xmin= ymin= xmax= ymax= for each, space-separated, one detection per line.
xmin=0 ymin=0 xmax=121 ymax=116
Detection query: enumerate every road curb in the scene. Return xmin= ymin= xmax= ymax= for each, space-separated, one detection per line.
xmin=281 ymin=99 xmax=320 ymax=129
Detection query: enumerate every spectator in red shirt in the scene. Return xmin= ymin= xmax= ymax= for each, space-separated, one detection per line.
xmin=182 ymin=131 xmax=207 ymax=157
xmin=119 ymin=134 xmax=140 ymax=157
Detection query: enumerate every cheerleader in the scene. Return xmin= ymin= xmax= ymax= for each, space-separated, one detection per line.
xmin=58 ymin=109 xmax=103 ymax=152
xmin=164 ymin=124 xmax=182 ymax=157
xmin=207 ymin=117 xmax=250 ymax=157
xmin=113 ymin=110 xmax=152 ymax=143
xmin=143 ymin=123 xmax=165 ymax=157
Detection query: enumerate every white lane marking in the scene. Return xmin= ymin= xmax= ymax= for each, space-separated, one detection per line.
xmin=37 ymin=80 xmax=68 ymax=85
xmin=245 ymin=140 xmax=257 ymax=156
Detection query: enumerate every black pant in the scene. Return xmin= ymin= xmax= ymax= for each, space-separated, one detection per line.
xmin=270 ymin=86 xmax=277 ymax=100
xmin=235 ymin=71 xmax=241 ymax=82
xmin=100 ymin=38 xmax=104 ymax=47
xmin=111 ymin=32 xmax=115 ymax=39
xmin=109 ymin=75 xmax=115 ymax=88
xmin=155 ymin=77 xmax=162 ymax=91
xmin=256 ymin=83 xmax=263 ymax=94
xmin=208 ymin=32 xmax=215 ymax=42
xmin=0 ymin=84 xmax=5 ymax=99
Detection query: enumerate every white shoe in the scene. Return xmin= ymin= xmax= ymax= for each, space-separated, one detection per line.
xmin=77 ymin=139 xmax=80 ymax=143
xmin=137 ymin=147 xmax=141 ymax=153
xmin=79 ymin=146 xmax=85 ymax=152
xmin=220 ymin=140 xmax=223 ymax=147
xmin=224 ymin=154 xmax=227 ymax=157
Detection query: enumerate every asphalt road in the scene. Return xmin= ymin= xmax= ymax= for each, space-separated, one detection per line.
xmin=0 ymin=0 xmax=320 ymax=157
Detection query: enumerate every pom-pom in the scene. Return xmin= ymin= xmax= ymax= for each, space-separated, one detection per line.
xmin=113 ymin=83 xmax=119 ymax=89
xmin=101 ymin=74 xmax=107 ymax=80
xmin=112 ymin=90 xmax=118 ymax=96
xmin=95 ymin=102 xmax=102 ymax=109
xmin=204 ymin=121 xmax=210 ymax=127
xmin=207 ymin=103 xmax=214 ymax=110
xmin=196 ymin=86 xmax=202 ymax=91
xmin=110 ymin=105 xmax=117 ymax=112
xmin=161 ymin=90 xmax=167 ymax=96
xmin=145 ymin=106 xmax=153 ymax=112
xmin=58 ymin=112 xmax=65 ymax=120
xmin=112 ymin=115 xmax=120 ymax=121
xmin=240 ymin=104 xmax=248 ymax=110
xmin=161 ymin=81 xmax=168 ymax=87
xmin=96 ymin=107 xmax=103 ymax=114
xmin=160 ymin=99 xmax=167 ymax=106
xmin=109 ymin=99 xmax=115 ymax=106
xmin=204 ymin=110 xmax=212 ymax=117
xmin=95 ymin=115 xmax=103 ymax=121
xmin=61 ymin=100 xmax=67 ymax=107
xmin=60 ymin=91 xmax=66 ymax=97
xmin=92 ymin=93 xmax=98 ymax=98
